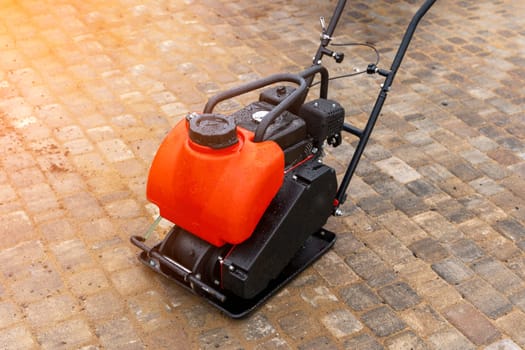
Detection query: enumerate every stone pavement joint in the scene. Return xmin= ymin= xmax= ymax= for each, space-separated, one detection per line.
xmin=0 ymin=0 xmax=524 ymax=349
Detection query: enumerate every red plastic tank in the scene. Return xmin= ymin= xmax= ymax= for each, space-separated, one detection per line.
xmin=147 ymin=116 xmax=284 ymax=247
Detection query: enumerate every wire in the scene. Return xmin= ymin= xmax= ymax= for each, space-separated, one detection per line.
xmin=310 ymin=42 xmax=380 ymax=87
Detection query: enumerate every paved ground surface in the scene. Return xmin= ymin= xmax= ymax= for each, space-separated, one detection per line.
xmin=0 ymin=0 xmax=524 ymax=349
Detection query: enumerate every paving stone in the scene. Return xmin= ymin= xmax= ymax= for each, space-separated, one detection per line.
xmin=413 ymin=211 xmax=463 ymax=242
xmin=448 ymin=239 xmax=484 ymax=263
xmin=378 ymin=282 xmax=421 ymax=311
xmin=243 ymin=314 xmax=276 ymax=341
xmin=62 ymin=192 xmax=105 ymax=220
xmin=68 ymin=268 xmax=110 ymax=297
xmin=36 ymin=319 xmax=93 ymax=350
xmin=469 ymin=177 xmax=505 ymax=196
xmin=83 ymin=290 xmax=126 ymax=320
xmin=434 ymin=198 xmax=475 ymax=224
xmin=495 ymin=311 xmax=525 ymax=347
xmin=432 ymin=257 xmax=475 ymax=285
xmin=0 ymin=301 xmax=22 ymax=328
xmin=344 ymin=249 xmax=397 ymax=288
xmin=0 ymin=326 xmax=36 ymax=350
xmin=278 ymin=310 xmax=318 ymax=341
xmin=95 ymin=317 xmax=144 ymax=350
xmin=343 ymin=333 xmax=384 ymax=350
xmin=406 ymin=179 xmax=441 ymax=198
xmin=377 ymin=211 xmax=428 ymax=244
xmin=357 ymin=195 xmax=395 ymax=217
xmin=484 ymin=339 xmax=523 ymax=350
xmin=427 ymin=327 xmax=476 ymax=350
xmin=456 ymin=277 xmax=513 ymax=319
xmin=51 ymin=239 xmax=95 ymax=272
xmin=409 ymin=237 xmax=449 ymax=263
xmin=361 ymin=306 xmax=407 ymax=338
xmin=254 ymin=337 xmax=291 ymax=350
xmin=384 ymin=330 xmax=429 ymax=350
xmin=375 ymin=156 xmax=422 ymax=184
xmin=313 ymin=251 xmax=360 ymax=286
xmin=358 ymin=229 xmax=414 ymax=266
xmin=443 ymin=302 xmax=501 ymax=345
xmin=9 ymin=266 xmax=64 ymax=304
xmin=471 ymin=257 xmax=524 ymax=295
xmin=300 ymin=285 xmax=338 ymax=307
xmin=494 ymin=219 xmax=525 ymax=242
xmin=340 ymin=282 xmax=383 ymax=311
xmin=109 ymin=268 xmax=151 ymax=296
xmin=298 ymin=336 xmax=338 ymax=350
xmin=321 ymin=308 xmax=363 ymax=338
xmin=400 ymin=304 xmax=447 ymax=338
xmin=462 ymin=193 xmax=509 ymax=224
xmin=510 ymin=289 xmax=525 ymax=312
xmin=0 ymin=210 xmax=34 ymax=249
xmin=392 ymin=192 xmax=429 ymax=217
xmin=26 ymin=294 xmax=78 ymax=326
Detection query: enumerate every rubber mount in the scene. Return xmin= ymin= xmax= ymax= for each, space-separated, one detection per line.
xmin=188 ymin=113 xmax=238 ymax=149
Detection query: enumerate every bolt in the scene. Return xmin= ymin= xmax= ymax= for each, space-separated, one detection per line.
xmin=334 ymin=208 xmax=343 ymax=216
xmin=149 ymin=259 xmax=157 ymax=267
xmin=229 ymin=265 xmax=235 ymax=272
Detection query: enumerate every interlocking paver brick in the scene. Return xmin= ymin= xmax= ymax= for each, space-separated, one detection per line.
xmin=484 ymin=339 xmax=523 ymax=350
xmin=378 ymin=282 xmax=421 ymax=311
xmin=343 ymin=333 xmax=384 ymax=350
xmin=456 ymin=277 xmax=513 ymax=319
xmin=443 ymin=302 xmax=500 ymax=345
xmin=0 ymin=326 xmax=36 ymax=350
xmin=495 ymin=311 xmax=525 ymax=348
xmin=384 ymin=330 xmax=429 ymax=350
xmin=345 ymin=248 xmax=397 ymax=287
xmin=314 ymin=250 xmax=360 ymax=286
xmin=432 ymin=256 xmax=475 ymax=285
xmin=409 ymin=237 xmax=449 ymax=263
xmin=471 ymin=257 xmax=524 ymax=295
xmin=26 ymin=294 xmax=78 ymax=327
xmin=36 ymin=319 xmax=94 ymax=350
xmin=254 ymin=337 xmax=291 ymax=350
xmin=0 ymin=0 xmax=524 ymax=348
xmin=340 ymin=282 xmax=383 ymax=311
xmin=400 ymin=304 xmax=447 ymax=339
xmin=95 ymin=317 xmax=145 ymax=350
xmin=448 ymin=238 xmax=484 ymax=263
xmin=361 ymin=306 xmax=407 ymax=338
xmin=427 ymin=327 xmax=475 ymax=350
xmin=321 ymin=308 xmax=363 ymax=338
xmin=278 ymin=310 xmax=318 ymax=342
xmin=298 ymin=336 xmax=338 ymax=350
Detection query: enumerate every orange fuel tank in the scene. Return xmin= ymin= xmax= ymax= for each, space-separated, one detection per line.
xmin=147 ymin=115 xmax=284 ymax=247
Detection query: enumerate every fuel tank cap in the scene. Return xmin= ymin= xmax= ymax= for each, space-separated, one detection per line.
xmin=187 ymin=113 xmax=238 ymax=149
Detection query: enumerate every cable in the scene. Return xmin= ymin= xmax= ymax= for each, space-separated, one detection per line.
xmin=310 ymin=42 xmax=380 ymax=87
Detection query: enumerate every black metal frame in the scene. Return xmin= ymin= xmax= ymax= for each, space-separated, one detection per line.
xmin=332 ymin=0 xmax=437 ymax=208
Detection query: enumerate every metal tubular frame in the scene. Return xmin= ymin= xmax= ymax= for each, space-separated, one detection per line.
xmin=333 ymin=0 xmax=438 ymax=207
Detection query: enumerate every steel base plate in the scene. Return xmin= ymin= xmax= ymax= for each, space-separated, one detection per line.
xmin=134 ymin=228 xmax=336 ymax=318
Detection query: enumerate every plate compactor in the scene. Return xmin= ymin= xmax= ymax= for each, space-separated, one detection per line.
xmin=131 ymin=0 xmax=437 ymax=318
